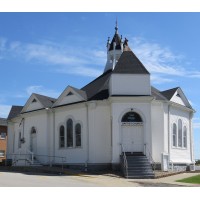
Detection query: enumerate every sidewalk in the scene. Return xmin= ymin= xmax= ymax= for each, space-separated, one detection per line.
xmin=131 ymin=172 xmax=200 ymax=187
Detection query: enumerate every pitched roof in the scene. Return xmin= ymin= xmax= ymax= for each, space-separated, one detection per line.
xmin=109 ymin=33 xmax=122 ymax=51
xmin=0 ymin=118 xmax=7 ymax=126
xmin=33 ymin=93 xmax=57 ymax=108
xmin=161 ymin=87 xmax=179 ymax=100
xmin=69 ymin=86 xmax=87 ymax=100
xmin=7 ymin=106 xmax=23 ymax=120
xmin=112 ymin=51 xmax=150 ymax=74
xmin=151 ymin=87 xmax=168 ymax=101
xmin=81 ymin=70 xmax=112 ymax=100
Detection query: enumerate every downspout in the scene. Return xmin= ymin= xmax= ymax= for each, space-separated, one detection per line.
xmin=168 ymin=104 xmax=171 ymax=165
xmin=189 ymin=112 xmax=194 ymax=164
xmin=85 ymin=103 xmax=89 ymax=171
xmin=53 ymin=109 xmax=55 ymax=160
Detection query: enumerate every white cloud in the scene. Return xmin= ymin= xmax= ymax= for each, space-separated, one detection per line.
xmin=1 ymin=35 xmax=200 ymax=81
xmin=0 ymin=104 xmax=11 ymax=118
xmin=193 ymin=118 xmax=200 ymax=130
xmin=151 ymin=75 xmax=174 ymax=84
xmin=26 ymin=85 xmax=60 ymax=98
xmin=57 ymin=66 xmax=102 ymax=77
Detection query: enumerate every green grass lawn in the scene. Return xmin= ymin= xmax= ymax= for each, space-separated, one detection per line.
xmin=176 ymin=174 xmax=200 ymax=184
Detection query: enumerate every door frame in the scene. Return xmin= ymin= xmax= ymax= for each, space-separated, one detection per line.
xmin=119 ymin=108 xmax=146 ymax=153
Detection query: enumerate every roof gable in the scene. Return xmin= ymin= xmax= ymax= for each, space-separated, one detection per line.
xmin=21 ymin=93 xmax=56 ymax=113
xmin=81 ymin=70 xmax=112 ymax=100
xmin=53 ymin=86 xmax=87 ymax=107
xmin=113 ymin=51 xmax=150 ymax=75
xmin=161 ymin=87 xmax=192 ymax=109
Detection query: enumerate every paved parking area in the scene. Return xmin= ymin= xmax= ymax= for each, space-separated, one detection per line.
xmin=0 ymin=170 xmax=199 ymax=187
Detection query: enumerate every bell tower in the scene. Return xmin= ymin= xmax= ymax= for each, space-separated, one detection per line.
xmin=104 ymin=21 xmax=124 ymax=73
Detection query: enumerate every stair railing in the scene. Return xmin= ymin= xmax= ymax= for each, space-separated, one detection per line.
xmin=121 ymin=144 xmax=128 ymax=178
xmin=25 ymin=149 xmax=34 ymax=164
xmin=144 ymin=144 xmax=156 ymax=171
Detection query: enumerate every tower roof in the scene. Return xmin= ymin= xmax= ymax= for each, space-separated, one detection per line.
xmin=112 ymin=50 xmax=150 ymax=74
xmin=109 ymin=21 xmax=122 ymax=51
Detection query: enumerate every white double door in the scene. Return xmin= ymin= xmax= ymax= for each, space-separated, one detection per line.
xmin=122 ymin=125 xmax=144 ymax=152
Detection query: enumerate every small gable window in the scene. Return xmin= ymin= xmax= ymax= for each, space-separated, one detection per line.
xmin=75 ymin=123 xmax=81 ymax=147
xmin=59 ymin=125 xmax=65 ymax=148
xmin=67 ymin=91 xmax=73 ymax=96
xmin=67 ymin=119 xmax=73 ymax=147
xmin=32 ymin=99 xmax=37 ymax=103
xmin=176 ymin=93 xmax=181 ymax=98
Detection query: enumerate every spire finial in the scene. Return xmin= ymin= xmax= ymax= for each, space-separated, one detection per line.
xmin=115 ymin=18 xmax=118 ymax=34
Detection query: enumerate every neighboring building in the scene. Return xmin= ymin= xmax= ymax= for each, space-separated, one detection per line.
xmin=0 ymin=118 xmax=7 ymax=162
xmin=6 ymin=24 xmax=195 ymax=177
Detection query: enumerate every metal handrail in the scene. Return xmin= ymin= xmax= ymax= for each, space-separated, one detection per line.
xmin=121 ymin=144 xmax=128 ymax=178
xmin=144 ymin=144 xmax=156 ymax=171
xmin=6 ymin=153 xmax=66 ymax=170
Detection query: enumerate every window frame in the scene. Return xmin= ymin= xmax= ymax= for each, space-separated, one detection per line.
xmin=75 ymin=123 xmax=82 ymax=148
xmin=183 ymin=126 xmax=187 ymax=148
xmin=66 ymin=118 xmax=73 ymax=148
xmin=172 ymin=123 xmax=177 ymax=147
xmin=0 ymin=150 xmax=5 ymax=157
xmin=0 ymin=132 xmax=6 ymax=139
xmin=178 ymin=119 xmax=183 ymax=148
xmin=59 ymin=125 xmax=65 ymax=148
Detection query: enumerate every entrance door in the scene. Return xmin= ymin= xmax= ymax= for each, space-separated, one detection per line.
xmin=121 ymin=112 xmax=144 ymax=153
xmin=122 ymin=124 xmax=143 ymax=152
xmin=30 ymin=127 xmax=37 ymax=154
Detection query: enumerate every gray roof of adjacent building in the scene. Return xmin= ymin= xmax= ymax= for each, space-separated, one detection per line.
xmin=7 ymin=106 xmax=23 ymax=120
xmin=0 ymin=117 xmax=7 ymax=126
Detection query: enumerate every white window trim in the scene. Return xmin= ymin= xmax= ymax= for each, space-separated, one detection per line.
xmin=0 ymin=132 xmax=6 ymax=140
xmin=0 ymin=150 xmax=5 ymax=157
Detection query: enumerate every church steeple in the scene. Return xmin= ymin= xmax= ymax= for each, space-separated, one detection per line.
xmin=104 ymin=22 xmax=125 ymax=73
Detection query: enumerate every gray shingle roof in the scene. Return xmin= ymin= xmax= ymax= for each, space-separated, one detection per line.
xmin=113 ymin=51 xmax=150 ymax=74
xmin=161 ymin=87 xmax=179 ymax=100
xmin=151 ymin=87 xmax=168 ymax=101
xmin=81 ymin=70 xmax=112 ymax=100
xmin=69 ymin=86 xmax=87 ymax=100
xmin=33 ymin=93 xmax=57 ymax=108
xmin=109 ymin=33 xmax=122 ymax=51
xmin=7 ymin=106 xmax=23 ymax=120
xmin=0 ymin=118 xmax=7 ymax=126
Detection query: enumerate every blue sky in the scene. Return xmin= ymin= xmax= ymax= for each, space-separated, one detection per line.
xmin=0 ymin=12 xmax=200 ymax=158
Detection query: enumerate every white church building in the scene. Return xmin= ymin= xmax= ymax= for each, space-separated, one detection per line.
xmin=7 ymin=24 xmax=195 ymax=178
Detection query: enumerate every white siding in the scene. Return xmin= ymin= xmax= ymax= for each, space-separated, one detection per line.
xmin=109 ymin=74 xmax=151 ymax=96
xmin=169 ymin=106 xmax=192 ymax=163
xmin=88 ymin=102 xmax=111 ymax=163
xmin=111 ymin=98 xmax=152 ymax=164
xmin=54 ymin=104 xmax=87 ymax=164
xmin=151 ymin=102 xmax=164 ymax=163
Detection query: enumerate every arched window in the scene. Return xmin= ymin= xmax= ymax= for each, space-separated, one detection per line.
xmin=18 ymin=132 xmax=21 ymax=148
xmin=178 ymin=119 xmax=182 ymax=147
xmin=121 ymin=112 xmax=142 ymax=122
xmin=67 ymin=119 xmax=73 ymax=147
xmin=183 ymin=126 xmax=187 ymax=148
xmin=75 ymin=123 xmax=81 ymax=147
xmin=31 ymin=127 xmax=36 ymax=134
xmin=59 ymin=125 xmax=65 ymax=148
xmin=172 ymin=123 xmax=177 ymax=147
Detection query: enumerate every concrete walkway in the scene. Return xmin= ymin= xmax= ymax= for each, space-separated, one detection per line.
xmin=131 ymin=172 xmax=200 ymax=187
xmin=0 ymin=166 xmax=200 ymax=187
